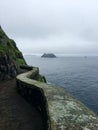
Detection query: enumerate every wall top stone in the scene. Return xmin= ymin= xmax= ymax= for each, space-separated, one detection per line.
xmin=17 ymin=67 xmax=98 ymax=130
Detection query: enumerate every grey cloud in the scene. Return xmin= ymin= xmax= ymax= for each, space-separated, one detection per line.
xmin=0 ymin=0 xmax=98 ymax=54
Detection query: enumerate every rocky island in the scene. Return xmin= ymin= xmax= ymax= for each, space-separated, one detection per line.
xmin=41 ymin=53 xmax=56 ymax=58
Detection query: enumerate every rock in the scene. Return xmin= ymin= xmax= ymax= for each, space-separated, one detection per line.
xmin=0 ymin=26 xmax=26 ymax=81
xmin=41 ymin=53 xmax=56 ymax=58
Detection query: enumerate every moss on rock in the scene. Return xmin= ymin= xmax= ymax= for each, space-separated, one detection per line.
xmin=0 ymin=26 xmax=26 ymax=80
xmin=0 ymin=26 xmax=46 ymax=82
xmin=37 ymin=74 xmax=47 ymax=83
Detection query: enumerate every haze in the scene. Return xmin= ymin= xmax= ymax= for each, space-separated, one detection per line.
xmin=0 ymin=0 xmax=98 ymax=55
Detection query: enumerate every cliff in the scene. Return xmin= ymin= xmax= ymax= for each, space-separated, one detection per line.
xmin=0 ymin=26 xmax=46 ymax=82
xmin=0 ymin=26 xmax=26 ymax=80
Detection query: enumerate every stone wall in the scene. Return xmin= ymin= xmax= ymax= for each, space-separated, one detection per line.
xmin=16 ymin=67 xmax=98 ymax=130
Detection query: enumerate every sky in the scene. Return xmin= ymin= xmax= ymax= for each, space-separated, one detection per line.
xmin=0 ymin=0 xmax=98 ymax=55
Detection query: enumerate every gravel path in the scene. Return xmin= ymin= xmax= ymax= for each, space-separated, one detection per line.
xmin=0 ymin=79 xmax=43 ymax=130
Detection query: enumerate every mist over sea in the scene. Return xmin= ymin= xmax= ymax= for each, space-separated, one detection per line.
xmin=24 ymin=55 xmax=98 ymax=115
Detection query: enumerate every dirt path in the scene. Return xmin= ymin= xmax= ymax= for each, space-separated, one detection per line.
xmin=0 ymin=79 xmax=43 ymax=130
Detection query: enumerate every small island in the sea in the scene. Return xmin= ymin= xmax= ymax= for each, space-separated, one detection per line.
xmin=41 ymin=53 xmax=56 ymax=58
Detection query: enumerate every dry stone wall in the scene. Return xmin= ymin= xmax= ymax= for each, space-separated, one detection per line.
xmin=16 ymin=67 xmax=98 ymax=130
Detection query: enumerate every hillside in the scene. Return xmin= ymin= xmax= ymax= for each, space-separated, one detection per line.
xmin=0 ymin=26 xmax=26 ymax=80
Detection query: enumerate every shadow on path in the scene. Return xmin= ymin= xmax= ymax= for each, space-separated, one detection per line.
xmin=0 ymin=79 xmax=43 ymax=130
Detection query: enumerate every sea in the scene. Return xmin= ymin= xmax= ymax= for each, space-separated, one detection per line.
xmin=24 ymin=54 xmax=98 ymax=115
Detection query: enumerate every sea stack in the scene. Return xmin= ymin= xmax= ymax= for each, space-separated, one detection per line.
xmin=41 ymin=53 xmax=56 ymax=58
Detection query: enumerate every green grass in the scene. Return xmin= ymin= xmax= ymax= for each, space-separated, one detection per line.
xmin=0 ymin=29 xmax=6 ymax=38
xmin=0 ymin=27 xmax=26 ymax=74
xmin=38 ymin=74 xmax=47 ymax=83
xmin=0 ymin=45 xmax=8 ymax=53
xmin=16 ymin=58 xmax=25 ymax=64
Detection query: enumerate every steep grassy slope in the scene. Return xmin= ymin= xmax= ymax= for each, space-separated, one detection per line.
xmin=0 ymin=26 xmax=26 ymax=80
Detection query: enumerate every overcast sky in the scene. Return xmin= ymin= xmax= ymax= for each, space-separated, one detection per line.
xmin=0 ymin=0 xmax=98 ymax=55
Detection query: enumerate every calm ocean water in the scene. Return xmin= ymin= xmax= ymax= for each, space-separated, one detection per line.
xmin=24 ymin=55 xmax=98 ymax=115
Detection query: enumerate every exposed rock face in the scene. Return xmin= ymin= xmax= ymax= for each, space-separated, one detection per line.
xmin=0 ymin=26 xmax=26 ymax=80
xmin=41 ymin=53 xmax=56 ymax=58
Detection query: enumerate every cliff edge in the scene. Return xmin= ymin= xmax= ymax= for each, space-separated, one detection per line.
xmin=0 ymin=26 xmax=26 ymax=80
